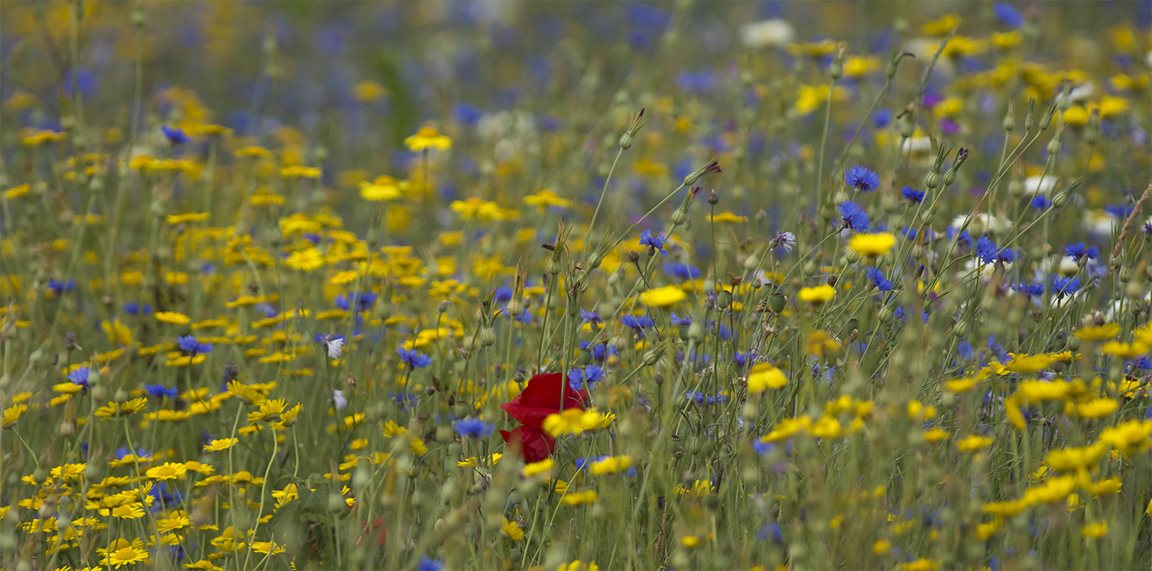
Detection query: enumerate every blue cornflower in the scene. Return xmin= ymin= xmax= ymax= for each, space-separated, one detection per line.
xmin=336 ymin=292 xmax=377 ymax=312
xmin=123 ymin=302 xmax=153 ymax=315
xmin=582 ymin=342 xmax=615 ymax=362
xmin=47 ymin=279 xmax=76 ymax=295
xmin=68 ymin=367 xmax=92 ymax=387
xmin=621 ymin=314 xmax=654 ymax=330
xmin=873 ymin=109 xmax=893 ymax=128
xmin=579 ymin=309 xmax=603 ymax=325
xmin=716 ymin=323 xmax=733 ymax=341
xmin=901 ymin=186 xmax=926 ymax=203
xmin=975 ymin=236 xmax=1016 ymax=264
xmin=453 ymin=418 xmax=495 ymax=439
xmin=1030 ymin=195 xmax=1051 ymax=210
xmin=670 ymin=313 xmax=693 ymax=326
xmin=177 ymin=335 xmax=213 ymax=355
xmin=1013 ymin=282 xmax=1044 ymax=297
xmin=493 ymin=286 xmax=513 ymax=305
xmin=757 ymin=522 xmax=784 ymax=545
xmin=663 ymin=262 xmax=701 ymax=280
xmin=838 ymin=201 xmax=871 ymax=231
xmin=957 ymin=340 xmax=974 ymax=360
xmin=149 ymin=481 xmax=185 ymax=509
xmin=865 ymin=267 xmax=893 ymax=292
xmin=1064 ymin=243 xmax=1099 ymax=262
xmin=454 ymin=103 xmax=482 ymax=126
xmin=994 ymin=3 xmax=1025 ymax=28
xmin=844 ymin=165 xmax=880 ymax=192
xmin=398 ymin=348 xmax=433 ymax=369
xmin=115 ymin=446 xmax=150 ymax=460
xmin=733 ymin=351 xmax=750 ymax=368
xmin=1106 ymin=204 xmax=1134 ymax=218
xmin=1052 ymin=276 xmax=1081 ymax=296
xmin=752 ymin=440 xmax=774 ymax=455
xmin=639 ymin=229 xmax=667 ymax=254
xmin=569 ymin=364 xmax=606 ymax=391
xmin=1128 ymin=356 xmax=1151 ymax=373
xmin=144 ymin=384 xmax=179 ymax=399
xmin=161 ymin=125 xmax=190 ymax=145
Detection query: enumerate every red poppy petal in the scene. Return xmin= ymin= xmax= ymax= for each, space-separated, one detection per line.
xmin=500 ymin=426 xmax=556 ymax=463
xmin=501 ymin=372 xmax=588 ymax=427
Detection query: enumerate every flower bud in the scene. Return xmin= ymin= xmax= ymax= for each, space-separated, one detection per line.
xmin=717 ymin=290 xmax=733 ymax=310
xmin=924 ymin=171 xmax=941 ymax=191
xmin=687 ymin=323 xmax=705 ymax=341
xmin=768 ymin=293 xmax=787 ymax=313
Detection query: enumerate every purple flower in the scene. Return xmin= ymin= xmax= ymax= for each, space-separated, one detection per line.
xmin=398 ymin=348 xmax=433 ymax=369
xmin=901 ymin=187 xmax=926 ymax=204
xmin=844 ymin=165 xmax=880 ymax=192
xmin=838 ymin=201 xmax=871 ymax=231
xmin=1052 ymin=276 xmax=1081 ymax=296
xmin=866 ymin=267 xmax=894 ymax=292
xmin=68 ymin=367 xmax=92 ymax=388
xmin=994 ymin=3 xmax=1025 ymax=28
xmin=145 ymin=384 xmax=179 ymax=399
xmin=639 ymin=229 xmax=667 ymax=254
xmin=161 ymin=125 xmax=190 ymax=145
xmin=453 ymin=418 xmax=495 ymax=439
xmin=621 ymin=314 xmax=654 ymax=330
xmin=663 ymin=262 xmax=701 ymax=280
xmin=177 ymin=335 xmax=213 ymax=355
xmin=1064 ymin=243 xmax=1099 ymax=261
xmin=976 ymin=236 xmax=1016 ymax=264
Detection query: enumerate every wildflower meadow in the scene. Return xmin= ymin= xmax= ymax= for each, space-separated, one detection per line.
xmin=1 ymin=1 xmax=1151 ymax=570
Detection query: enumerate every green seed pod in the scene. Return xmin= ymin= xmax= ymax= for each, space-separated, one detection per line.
xmin=687 ymin=322 xmax=705 ymax=341
xmin=671 ymin=208 xmax=688 ymax=226
xmin=924 ymin=171 xmax=941 ymax=190
xmin=717 ymin=290 xmax=733 ymax=309
xmin=435 ymin=426 xmax=453 ymax=443
xmin=326 ymin=492 xmax=346 ymax=513
xmin=1052 ymin=193 xmax=1068 ymax=208
xmin=943 ymin=168 xmax=957 ymax=186
xmin=768 ymin=293 xmax=787 ymax=313
xmin=1126 ymin=280 xmax=1145 ymax=300
xmin=742 ymin=400 xmax=760 ymax=421
xmin=619 ymin=132 xmax=634 ymax=150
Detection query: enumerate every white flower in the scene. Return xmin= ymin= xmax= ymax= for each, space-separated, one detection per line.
xmin=950 ymin=213 xmax=1013 ymax=235
xmin=1082 ymin=211 xmax=1118 ymax=237
xmin=323 ymin=336 xmax=345 ymax=360
xmin=739 ymin=19 xmax=794 ymax=48
xmin=332 ymin=390 xmax=347 ymax=411
xmin=901 ymin=137 xmax=933 ymax=154
xmin=1067 ymin=82 xmax=1095 ymax=103
xmin=1023 ymin=176 xmax=1058 ymax=196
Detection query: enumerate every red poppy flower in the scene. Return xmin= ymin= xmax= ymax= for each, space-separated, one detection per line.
xmin=501 ymin=372 xmax=589 ymax=428
xmin=499 ymin=425 xmax=555 ymax=463
xmin=500 ymin=372 xmax=588 ymax=462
